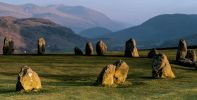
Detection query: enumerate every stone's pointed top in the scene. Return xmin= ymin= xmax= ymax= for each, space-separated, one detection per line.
xmin=22 ymin=65 xmax=29 ymax=69
xmin=178 ymin=39 xmax=187 ymax=47
xmin=113 ymin=60 xmax=124 ymax=67
xmin=148 ymin=48 xmax=158 ymax=58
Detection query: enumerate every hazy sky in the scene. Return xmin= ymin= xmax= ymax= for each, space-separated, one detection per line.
xmin=1 ymin=0 xmax=197 ymax=25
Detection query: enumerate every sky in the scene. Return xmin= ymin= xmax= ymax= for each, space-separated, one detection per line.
xmin=1 ymin=0 xmax=197 ymax=25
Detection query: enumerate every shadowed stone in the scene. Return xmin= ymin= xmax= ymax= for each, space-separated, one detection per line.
xmin=85 ymin=42 xmax=93 ymax=56
xmin=152 ymin=53 xmax=175 ymax=79
xmin=74 ymin=47 xmax=83 ymax=55
xmin=16 ymin=66 xmax=42 ymax=91
xmin=37 ymin=38 xmax=45 ymax=55
xmin=124 ymin=38 xmax=139 ymax=57
xmin=176 ymin=39 xmax=187 ymax=61
xmin=96 ymin=40 xmax=107 ymax=56
xmin=148 ymin=48 xmax=158 ymax=58
xmin=3 ymin=37 xmax=14 ymax=55
xmin=186 ymin=50 xmax=196 ymax=62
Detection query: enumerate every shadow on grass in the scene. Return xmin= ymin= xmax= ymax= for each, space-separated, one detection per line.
xmin=170 ymin=60 xmax=196 ymax=70
xmin=132 ymin=81 xmax=147 ymax=86
xmin=40 ymin=73 xmax=97 ymax=87
xmin=0 ymin=71 xmax=96 ymax=87
xmin=0 ymin=88 xmax=15 ymax=94
xmin=140 ymin=76 xmax=154 ymax=79
xmin=0 ymin=72 xmax=16 ymax=76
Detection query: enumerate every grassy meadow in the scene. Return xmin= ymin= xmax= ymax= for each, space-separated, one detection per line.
xmin=0 ymin=49 xmax=197 ymax=100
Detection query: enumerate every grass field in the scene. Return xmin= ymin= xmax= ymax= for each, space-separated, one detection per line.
xmin=0 ymin=50 xmax=197 ymax=100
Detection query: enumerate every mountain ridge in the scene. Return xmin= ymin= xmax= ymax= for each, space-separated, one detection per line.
xmin=102 ymin=14 xmax=197 ymax=50
xmin=0 ymin=2 xmax=125 ymax=32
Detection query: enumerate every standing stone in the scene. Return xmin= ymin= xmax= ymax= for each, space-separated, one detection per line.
xmin=38 ymin=38 xmax=46 ymax=55
xmin=96 ymin=64 xmax=116 ymax=86
xmin=124 ymin=38 xmax=139 ymax=57
xmin=3 ymin=37 xmax=14 ymax=55
xmin=37 ymin=38 xmax=45 ymax=55
xmin=96 ymin=40 xmax=107 ymax=56
xmin=176 ymin=39 xmax=187 ymax=61
xmin=16 ymin=66 xmax=42 ymax=91
xmin=186 ymin=50 xmax=196 ymax=62
xmin=113 ymin=60 xmax=129 ymax=84
xmin=152 ymin=53 xmax=175 ymax=79
xmin=85 ymin=42 xmax=93 ymax=56
xmin=74 ymin=47 xmax=83 ymax=55
xmin=96 ymin=60 xmax=129 ymax=86
xmin=148 ymin=48 xmax=158 ymax=58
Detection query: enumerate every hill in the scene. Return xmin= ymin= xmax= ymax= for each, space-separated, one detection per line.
xmin=80 ymin=27 xmax=112 ymax=38
xmin=0 ymin=2 xmax=124 ymax=32
xmin=104 ymin=14 xmax=197 ymax=50
xmin=0 ymin=16 xmax=87 ymax=53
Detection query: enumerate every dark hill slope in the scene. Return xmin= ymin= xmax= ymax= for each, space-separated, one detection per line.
xmin=0 ymin=16 xmax=87 ymax=53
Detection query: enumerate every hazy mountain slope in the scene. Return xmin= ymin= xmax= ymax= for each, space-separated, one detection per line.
xmin=80 ymin=27 xmax=112 ymax=38
xmin=105 ymin=14 xmax=197 ymax=49
xmin=0 ymin=16 xmax=87 ymax=53
xmin=0 ymin=2 xmax=124 ymax=32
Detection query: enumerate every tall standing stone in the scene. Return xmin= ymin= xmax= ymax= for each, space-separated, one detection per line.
xmin=124 ymin=38 xmax=139 ymax=57
xmin=176 ymin=39 xmax=187 ymax=61
xmin=37 ymin=38 xmax=45 ymax=55
xmin=96 ymin=40 xmax=107 ymax=56
xmin=85 ymin=42 xmax=93 ymax=56
xmin=3 ymin=37 xmax=14 ymax=55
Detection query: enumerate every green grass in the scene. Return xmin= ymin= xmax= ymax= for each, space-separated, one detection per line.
xmin=0 ymin=50 xmax=197 ymax=100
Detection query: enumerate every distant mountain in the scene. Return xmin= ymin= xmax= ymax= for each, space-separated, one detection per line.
xmin=104 ymin=14 xmax=197 ymax=50
xmin=0 ymin=2 xmax=125 ymax=32
xmin=0 ymin=16 xmax=87 ymax=53
xmin=80 ymin=27 xmax=112 ymax=38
